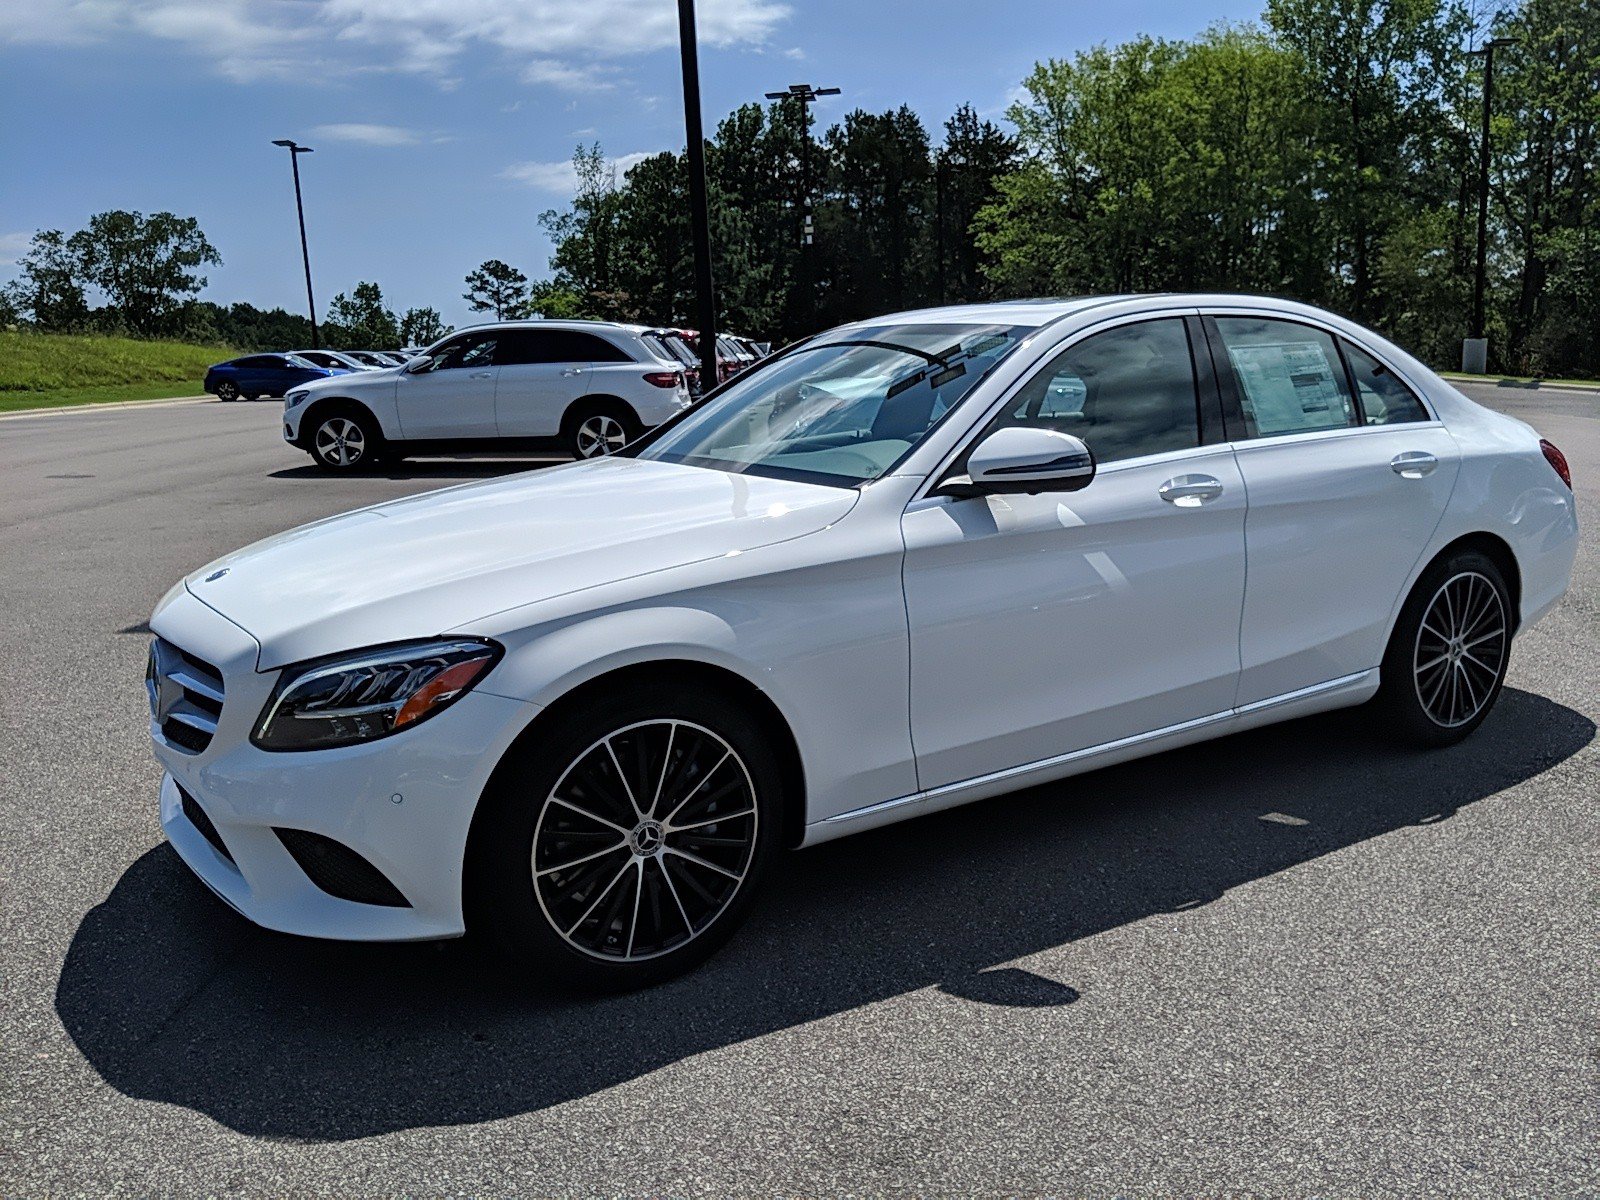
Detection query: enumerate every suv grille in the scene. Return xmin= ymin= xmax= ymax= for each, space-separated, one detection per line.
xmin=147 ymin=638 xmax=226 ymax=754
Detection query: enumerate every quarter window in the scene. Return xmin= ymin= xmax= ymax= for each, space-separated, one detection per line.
xmin=1213 ymin=317 xmax=1358 ymax=437
xmin=1343 ymin=341 xmax=1429 ymax=425
xmin=987 ymin=318 xmax=1200 ymax=464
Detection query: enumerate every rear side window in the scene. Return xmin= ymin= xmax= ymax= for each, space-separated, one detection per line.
xmin=1343 ymin=341 xmax=1429 ymax=425
xmin=236 ymin=355 xmax=277 ymax=368
xmin=1213 ymin=317 xmax=1359 ymax=437
xmin=988 ymin=318 xmax=1200 ymax=464
xmin=498 ymin=329 xmax=632 ymax=364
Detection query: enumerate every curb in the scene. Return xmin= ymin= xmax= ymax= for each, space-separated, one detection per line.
xmin=1442 ymin=374 xmax=1600 ymax=395
xmin=0 ymin=394 xmax=213 ymax=421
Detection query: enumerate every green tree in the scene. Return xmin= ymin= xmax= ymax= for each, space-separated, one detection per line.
xmin=525 ymin=279 xmax=588 ymax=318
xmin=324 ymin=281 xmax=400 ymax=348
xmin=399 ymin=306 xmax=452 ymax=345
xmin=6 ymin=230 xmax=90 ymax=328
xmin=934 ymin=104 xmax=1018 ymax=303
xmin=68 ymin=210 xmax=221 ymax=334
xmin=462 ymin=259 xmax=531 ymax=320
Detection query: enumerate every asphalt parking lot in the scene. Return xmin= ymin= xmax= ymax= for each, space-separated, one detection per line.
xmin=1 ymin=383 xmax=1595 ymax=1193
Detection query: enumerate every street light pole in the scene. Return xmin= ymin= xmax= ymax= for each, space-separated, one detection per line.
xmin=765 ymin=83 xmax=840 ymax=331
xmin=272 ymin=139 xmax=319 ymax=349
xmin=1464 ymin=37 xmax=1514 ymax=373
xmin=676 ymin=0 xmax=719 ymax=392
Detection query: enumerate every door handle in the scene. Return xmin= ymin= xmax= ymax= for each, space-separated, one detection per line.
xmin=468 ymin=370 xmax=493 ymax=379
xmin=1159 ymin=474 xmax=1224 ymax=506
xmin=1390 ymin=451 xmax=1438 ymax=478
xmin=560 ymin=367 xmax=584 ymax=377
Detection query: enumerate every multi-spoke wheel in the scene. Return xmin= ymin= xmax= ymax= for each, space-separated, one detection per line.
xmin=1375 ymin=548 xmax=1512 ymax=746
xmin=534 ymin=720 xmax=758 ymax=961
xmin=469 ymin=682 xmax=781 ymax=989
xmin=215 ymin=380 xmax=240 ymax=402
xmin=308 ymin=408 xmax=382 ymax=472
xmin=564 ymin=402 xmax=641 ymax=460
xmin=1412 ymin=571 xmax=1507 ymax=729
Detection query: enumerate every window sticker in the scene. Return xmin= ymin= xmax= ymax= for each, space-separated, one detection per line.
xmin=1228 ymin=340 xmax=1349 ymax=434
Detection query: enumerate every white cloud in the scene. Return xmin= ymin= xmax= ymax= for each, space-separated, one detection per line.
xmin=500 ymin=149 xmax=656 ymax=193
xmin=0 ymin=231 xmax=32 ymax=267
xmin=4 ymin=0 xmax=792 ymax=89
xmin=311 ymin=122 xmax=423 ymax=146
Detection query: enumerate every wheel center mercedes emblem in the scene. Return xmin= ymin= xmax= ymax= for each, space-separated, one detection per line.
xmin=630 ymin=821 xmax=664 ymax=856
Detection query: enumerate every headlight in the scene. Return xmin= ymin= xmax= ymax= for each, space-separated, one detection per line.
xmin=252 ymin=639 xmax=501 ymax=751
xmin=286 ymin=390 xmax=310 ymax=408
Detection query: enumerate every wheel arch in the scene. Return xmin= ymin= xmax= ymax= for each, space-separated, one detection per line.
xmin=296 ymin=395 xmax=390 ymax=446
xmin=469 ymin=657 xmax=809 ymax=861
xmin=561 ymin=392 xmax=642 ymax=432
xmin=1404 ymin=531 xmax=1523 ymax=635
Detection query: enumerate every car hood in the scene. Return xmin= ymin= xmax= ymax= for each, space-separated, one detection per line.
xmin=176 ymin=457 xmax=859 ymax=670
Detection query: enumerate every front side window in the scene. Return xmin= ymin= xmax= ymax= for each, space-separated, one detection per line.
xmin=1214 ymin=317 xmax=1358 ymax=437
xmin=421 ymin=333 xmax=498 ymax=371
xmin=635 ymin=323 xmax=1030 ymax=487
xmin=984 ymin=318 xmax=1200 ymax=464
xmin=1343 ymin=341 xmax=1429 ymax=425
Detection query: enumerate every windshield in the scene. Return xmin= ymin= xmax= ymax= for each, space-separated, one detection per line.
xmin=634 ymin=322 xmax=1029 ymax=487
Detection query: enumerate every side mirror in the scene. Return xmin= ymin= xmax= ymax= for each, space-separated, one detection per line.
xmin=943 ymin=426 xmax=1096 ymax=497
xmin=403 ymin=355 xmax=431 ymax=374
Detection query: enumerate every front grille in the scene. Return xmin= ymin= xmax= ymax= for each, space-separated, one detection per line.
xmin=148 ymin=638 xmax=225 ymax=754
xmin=179 ymin=784 xmax=235 ymax=864
xmin=274 ymin=828 xmax=411 ymax=907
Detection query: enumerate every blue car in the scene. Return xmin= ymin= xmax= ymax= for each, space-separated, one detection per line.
xmin=204 ymin=353 xmax=347 ymax=402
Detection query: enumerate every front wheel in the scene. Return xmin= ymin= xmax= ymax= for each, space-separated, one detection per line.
xmin=468 ymin=682 xmax=782 ymax=991
xmin=1372 ymin=549 xmax=1512 ymax=747
xmin=215 ymin=381 xmax=239 ymax=402
xmin=307 ymin=408 xmax=382 ymax=472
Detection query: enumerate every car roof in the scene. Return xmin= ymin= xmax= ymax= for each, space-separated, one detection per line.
xmin=457 ymin=318 xmax=638 ymax=336
xmin=848 ymin=293 xmax=1380 ymax=332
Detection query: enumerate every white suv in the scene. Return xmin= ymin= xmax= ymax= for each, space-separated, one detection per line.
xmin=281 ymin=320 xmax=693 ymax=471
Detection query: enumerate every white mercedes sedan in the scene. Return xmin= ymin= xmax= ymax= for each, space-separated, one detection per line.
xmin=147 ymin=295 xmax=1577 ymax=989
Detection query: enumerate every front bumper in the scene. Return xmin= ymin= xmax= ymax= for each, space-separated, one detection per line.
xmin=151 ymin=587 xmax=536 ymax=941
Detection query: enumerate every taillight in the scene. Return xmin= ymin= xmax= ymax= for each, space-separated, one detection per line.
xmin=643 ymin=370 xmax=683 ymax=389
xmin=1540 ymin=439 xmax=1572 ymax=490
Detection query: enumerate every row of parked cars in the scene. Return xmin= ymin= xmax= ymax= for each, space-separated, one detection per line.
xmin=203 ymin=320 xmax=772 ymax=470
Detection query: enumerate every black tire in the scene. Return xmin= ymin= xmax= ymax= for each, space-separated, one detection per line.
xmin=562 ymin=399 xmax=642 ymax=460
xmin=1372 ymin=548 xmax=1513 ymax=748
xmin=306 ymin=405 xmax=384 ymax=472
xmin=243 ymin=393 xmax=260 ymax=402
xmin=215 ymin=381 xmax=240 ymax=402
xmin=467 ymin=681 xmax=783 ymax=991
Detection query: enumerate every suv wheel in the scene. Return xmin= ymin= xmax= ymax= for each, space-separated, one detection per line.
xmin=564 ymin=402 xmax=641 ymax=460
xmin=468 ymin=681 xmax=782 ymax=991
xmin=308 ymin=408 xmax=382 ymax=472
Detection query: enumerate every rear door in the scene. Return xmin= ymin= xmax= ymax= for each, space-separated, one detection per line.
xmin=492 ymin=329 xmax=597 ymax=438
xmin=394 ymin=330 xmax=500 ymax=439
xmin=1203 ymin=312 xmax=1461 ymax=705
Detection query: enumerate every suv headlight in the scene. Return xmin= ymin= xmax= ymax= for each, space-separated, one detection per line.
xmin=286 ymin=389 xmax=310 ymax=408
xmin=252 ymin=639 xmax=501 ymax=751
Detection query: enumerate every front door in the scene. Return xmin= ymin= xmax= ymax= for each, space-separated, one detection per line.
xmin=394 ymin=330 xmax=501 ymax=439
xmin=902 ymin=316 xmax=1248 ymax=789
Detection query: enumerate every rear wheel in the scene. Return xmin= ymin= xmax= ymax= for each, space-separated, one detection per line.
xmin=1373 ymin=549 xmax=1512 ymax=747
xmin=563 ymin=400 xmax=641 ymax=460
xmin=307 ymin=407 xmax=383 ymax=472
xmin=215 ymin=381 xmax=240 ymax=402
xmin=468 ymin=681 xmax=782 ymax=991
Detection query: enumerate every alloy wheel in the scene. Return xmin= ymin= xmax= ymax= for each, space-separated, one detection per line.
xmin=314 ymin=417 xmax=366 ymax=467
xmin=532 ymin=719 xmax=758 ymax=961
xmin=575 ymin=413 xmax=627 ymax=458
xmin=1412 ymin=570 xmax=1507 ymax=728
xmin=216 ymin=382 xmax=239 ymax=401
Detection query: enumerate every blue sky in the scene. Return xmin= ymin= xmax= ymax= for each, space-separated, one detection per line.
xmin=1 ymin=0 xmax=1262 ymax=329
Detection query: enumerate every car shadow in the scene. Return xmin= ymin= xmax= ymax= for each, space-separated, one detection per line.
xmin=56 ymin=687 xmax=1592 ymax=1141
xmin=268 ymin=457 xmax=568 ymax=482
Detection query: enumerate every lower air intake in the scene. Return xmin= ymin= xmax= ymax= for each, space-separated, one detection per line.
xmin=179 ymin=785 xmax=234 ymax=865
xmin=273 ymin=828 xmax=411 ymax=907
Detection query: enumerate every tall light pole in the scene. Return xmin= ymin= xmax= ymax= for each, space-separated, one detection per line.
xmin=676 ymin=0 xmax=719 ymax=391
xmin=272 ymin=139 xmax=319 ymax=349
xmin=1463 ymin=37 xmax=1514 ymax=373
xmin=765 ymin=82 xmax=840 ymax=330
